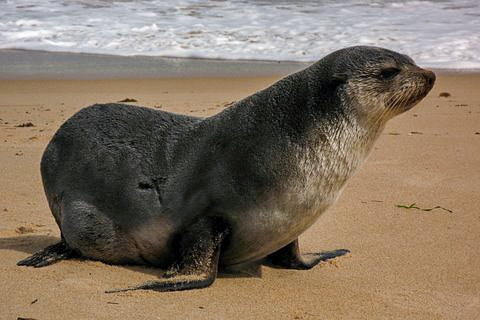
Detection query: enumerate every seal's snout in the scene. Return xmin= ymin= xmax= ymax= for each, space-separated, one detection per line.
xmin=423 ymin=70 xmax=436 ymax=89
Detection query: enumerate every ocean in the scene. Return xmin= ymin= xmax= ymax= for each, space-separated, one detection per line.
xmin=1 ymin=0 xmax=479 ymax=69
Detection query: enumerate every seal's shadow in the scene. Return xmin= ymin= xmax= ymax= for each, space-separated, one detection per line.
xmin=0 ymin=235 xmax=59 ymax=254
xmin=106 ymin=249 xmax=351 ymax=279
xmin=2 ymin=235 xmax=349 ymax=280
xmin=1 ymin=235 xmax=257 ymax=279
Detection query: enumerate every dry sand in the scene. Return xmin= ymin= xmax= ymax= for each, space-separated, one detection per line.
xmin=1 ymin=73 xmax=479 ymax=319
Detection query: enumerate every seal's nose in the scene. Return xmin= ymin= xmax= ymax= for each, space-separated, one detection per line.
xmin=423 ymin=70 xmax=436 ymax=88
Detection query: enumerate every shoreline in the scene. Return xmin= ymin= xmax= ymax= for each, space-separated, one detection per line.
xmin=1 ymin=49 xmax=479 ymax=80
xmin=0 ymin=49 xmax=309 ymax=80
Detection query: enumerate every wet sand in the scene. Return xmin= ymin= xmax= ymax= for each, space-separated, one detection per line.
xmin=0 ymin=49 xmax=309 ymax=79
xmin=1 ymin=72 xmax=479 ymax=319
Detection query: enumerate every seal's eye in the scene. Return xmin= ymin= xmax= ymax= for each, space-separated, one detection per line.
xmin=380 ymin=67 xmax=401 ymax=80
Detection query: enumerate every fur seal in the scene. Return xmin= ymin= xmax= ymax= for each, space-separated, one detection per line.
xmin=17 ymin=46 xmax=435 ymax=292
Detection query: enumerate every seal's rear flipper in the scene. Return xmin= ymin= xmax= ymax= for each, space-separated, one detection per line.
xmin=106 ymin=219 xmax=228 ymax=293
xmin=17 ymin=240 xmax=76 ymax=268
xmin=266 ymin=239 xmax=350 ymax=270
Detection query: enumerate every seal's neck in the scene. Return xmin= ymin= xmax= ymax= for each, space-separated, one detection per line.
xmin=291 ymin=93 xmax=386 ymax=208
xmin=215 ymin=65 xmax=385 ymax=187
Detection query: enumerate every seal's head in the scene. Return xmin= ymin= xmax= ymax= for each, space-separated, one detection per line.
xmin=318 ymin=46 xmax=435 ymax=124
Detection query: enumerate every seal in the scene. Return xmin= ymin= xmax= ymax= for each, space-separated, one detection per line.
xmin=17 ymin=46 xmax=435 ymax=292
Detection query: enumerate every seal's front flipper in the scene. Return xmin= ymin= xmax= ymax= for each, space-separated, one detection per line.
xmin=266 ymin=239 xmax=350 ymax=270
xmin=106 ymin=219 xmax=228 ymax=293
xmin=17 ymin=240 xmax=76 ymax=268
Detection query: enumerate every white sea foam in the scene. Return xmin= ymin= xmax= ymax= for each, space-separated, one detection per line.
xmin=0 ymin=0 xmax=479 ymax=68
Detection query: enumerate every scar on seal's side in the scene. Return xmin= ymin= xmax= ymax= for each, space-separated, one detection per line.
xmin=18 ymin=46 xmax=435 ymax=292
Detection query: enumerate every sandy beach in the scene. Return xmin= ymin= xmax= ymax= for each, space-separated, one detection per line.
xmin=1 ymin=68 xmax=479 ymax=319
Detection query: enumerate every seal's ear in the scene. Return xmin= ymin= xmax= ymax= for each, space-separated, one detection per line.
xmin=331 ymin=72 xmax=348 ymax=86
